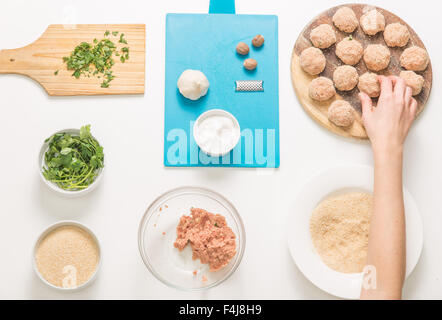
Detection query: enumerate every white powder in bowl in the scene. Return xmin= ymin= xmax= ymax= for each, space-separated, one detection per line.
xmin=195 ymin=114 xmax=240 ymax=156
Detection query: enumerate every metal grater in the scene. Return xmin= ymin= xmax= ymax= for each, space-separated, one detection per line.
xmin=235 ymin=80 xmax=264 ymax=92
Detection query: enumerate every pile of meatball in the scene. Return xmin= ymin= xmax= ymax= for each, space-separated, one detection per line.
xmin=300 ymin=7 xmax=430 ymax=128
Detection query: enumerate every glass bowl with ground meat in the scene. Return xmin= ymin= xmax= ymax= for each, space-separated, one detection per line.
xmin=138 ymin=186 xmax=246 ymax=291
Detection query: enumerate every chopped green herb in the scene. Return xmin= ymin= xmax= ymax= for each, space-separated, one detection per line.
xmin=42 ymin=125 xmax=104 ymax=191
xmin=112 ymin=31 xmax=119 ymax=36
xmin=349 ymin=35 xmax=353 ymax=40
xmin=54 ymin=70 xmax=59 ymax=75
xmin=121 ymin=46 xmax=130 ymax=61
xmin=119 ymin=33 xmax=128 ymax=44
xmin=61 ymin=31 xmax=129 ymax=88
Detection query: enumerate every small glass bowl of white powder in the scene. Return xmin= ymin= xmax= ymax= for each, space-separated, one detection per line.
xmin=193 ymin=109 xmax=241 ymax=157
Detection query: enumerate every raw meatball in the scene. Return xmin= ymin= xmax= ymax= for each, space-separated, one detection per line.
xmin=333 ymin=7 xmax=359 ymax=33
xmin=400 ymin=46 xmax=429 ymax=71
xmin=310 ymin=24 xmax=336 ymax=49
xmin=358 ymin=72 xmax=381 ymax=97
xmin=333 ymin=65 xmax=359 ymax=91
xmin=400 ymin=71 xmax=425 ymax=95
xmin=360 ymin=9 xmax=385 ymax=35
xmin=336 ymin=37 xmax=363 ymax=65
xmin=309 ymin=77 xmax=336 ymax=102
xmin=384 ymin=23 xmax=410 ymax=47
xmin=300 ymin=47 xmax=326 ymax=75
xmin=328 ymin=100 xmax=355 ymax=127
xmin=364 ymin=44 xmax=391 ymax=71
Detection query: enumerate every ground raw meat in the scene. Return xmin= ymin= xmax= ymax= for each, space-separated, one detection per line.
xmin=174 ymin=208 xmax=236 ymax=272
xmin=328 ymin=100 xmax=355 ymax=127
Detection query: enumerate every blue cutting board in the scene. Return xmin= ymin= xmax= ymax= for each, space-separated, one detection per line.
xmin=164 ymin=12 xmax=279 ymax=168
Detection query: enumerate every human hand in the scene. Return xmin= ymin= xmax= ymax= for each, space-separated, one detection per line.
xmin=359 ymin=76 xmax=418 ymax=155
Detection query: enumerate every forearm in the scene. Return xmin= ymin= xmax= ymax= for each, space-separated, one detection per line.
xmin=361 ymin=146 xmax=406 ymax=300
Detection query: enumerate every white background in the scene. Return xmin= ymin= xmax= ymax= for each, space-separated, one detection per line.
xmin=0 ymin=0 xmax=441 ymax=300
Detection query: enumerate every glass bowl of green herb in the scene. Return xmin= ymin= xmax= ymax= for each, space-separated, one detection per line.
xmin=39 ymin=125 xmax=104 ymax=197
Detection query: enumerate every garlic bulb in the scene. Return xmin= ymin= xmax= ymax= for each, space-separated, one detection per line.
xmin=177 ymin=69 xmax=210 ymax=100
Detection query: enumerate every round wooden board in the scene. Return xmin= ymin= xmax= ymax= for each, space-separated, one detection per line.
xmin=291 ymin=4 xmax=433 ymax=140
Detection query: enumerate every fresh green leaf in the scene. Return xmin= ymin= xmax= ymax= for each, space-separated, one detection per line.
xmin=80 ymin=124 xmax=91 ymax=139
xmin=119 ymin=33 xmax=127 ymax=44
xmin=42 ymin=125 xmax=104 ymax=191
xmin=60 ymin=147 xmax=72 ymax=155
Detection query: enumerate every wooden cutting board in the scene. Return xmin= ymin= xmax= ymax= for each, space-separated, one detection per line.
xmin=291 ymin=4 xmax=432 ymax=139
xmin=0 ymin=24 xmax=145 ymax=96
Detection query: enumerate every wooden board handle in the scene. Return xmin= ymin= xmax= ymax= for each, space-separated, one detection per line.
xmin=0 ymin=29 xmax=53 ymax=79
xmin=0 ymin=47 xmax=28 ymax=75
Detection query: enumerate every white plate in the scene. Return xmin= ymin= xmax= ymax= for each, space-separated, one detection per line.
xmin=287 ymin=165 xmax=423 ymax=299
